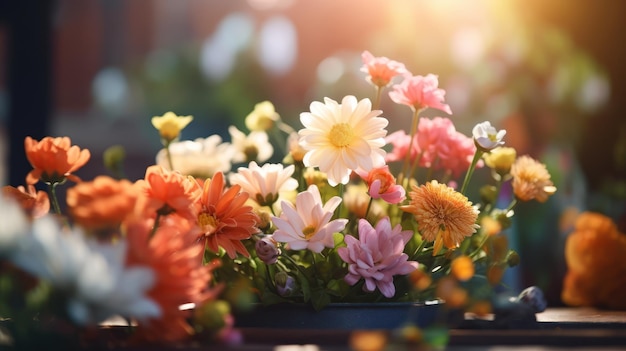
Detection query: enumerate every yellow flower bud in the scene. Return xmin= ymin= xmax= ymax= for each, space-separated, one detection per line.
xmin=151 ymin=111 xmax=193 ymax=143
xmin=483 ymin=146 xmax=516 ymax=176
xmin=245 ymin=101 xmax=279 ymax=132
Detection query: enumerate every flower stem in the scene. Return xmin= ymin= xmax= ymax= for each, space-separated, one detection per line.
xmin=164 ymin=140 xmax=174 ymax=171
xmin=47 ymin=182 xmax=62 ymax=215
xmin=469 ymin=234 xmax=490 ymax=258
xmin=411 ymin=237 xmax=428 ymax=260
xmin=506 ymin=198 xmax=518 ymax=214
xmin=373 ymin=86 xmax=383 ymax=111
xmin=400 ymin=108 xmax=421 ymax=184
xmin=364 ymin=197 xmax=373 ymax=220
xmin=149 ymin=212 xmax=162 ymax=240
xmin=460 ymin=150 xmax=484 ymax=195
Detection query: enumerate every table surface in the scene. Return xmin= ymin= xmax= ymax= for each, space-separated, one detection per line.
xmin=98 ymin=307 xmax=626 ymax=350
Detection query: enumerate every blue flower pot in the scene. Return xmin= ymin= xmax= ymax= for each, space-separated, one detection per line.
xmin=234 ymin=301 xmax=443 ymax=330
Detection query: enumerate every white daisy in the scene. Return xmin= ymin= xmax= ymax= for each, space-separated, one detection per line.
xmin=298 ymin=95 xmax=388 ymax=186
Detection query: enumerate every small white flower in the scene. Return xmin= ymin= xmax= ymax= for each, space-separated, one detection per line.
xmin=229 ymin=126 xmax=274 ymax=164
xmin=229 ymin=161 xmax=298 ymax=207
xmin=156 ymin=135 xmax=234 ymax=178
xmin=472 ymin=121 xmax=506 ymax=151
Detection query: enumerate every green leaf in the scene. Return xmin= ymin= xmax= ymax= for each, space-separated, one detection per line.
xmin=310 ymin=288 xmax=331 ymax=311
xmin=297 ymin=270 xmax=311 ymax=302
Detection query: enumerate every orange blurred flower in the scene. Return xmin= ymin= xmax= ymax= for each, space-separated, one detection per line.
xmin=451 ymin=255 xmax=474 ymax=281
xmin=197 ymin=172 xmax=260 ymax=259
xmin=562 ymin=212 xmax=626 ymax=310
xmin=435 ymin=276 xmax=468 ymax=308
xmin=66 ymin=175 xmax=139 ymax=232
xmin=24 ymin=136 xmax=91 ymax=185
xmin=402 ymin=180 xmax=479 ymax=255
xmin=124 ymin=217 xmax=220 ymax=342
xmin=1 ymin=185 xmax=50 ymax=218
xmin=510 ymin=155 xmax=556 ymax=203
xmin=136 ymin=165 xmax=201 ymax=221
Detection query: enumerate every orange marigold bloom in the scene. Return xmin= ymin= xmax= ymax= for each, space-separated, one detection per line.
xmin=562 ymin=212 xmax=626 ymax=310
xmin=124 ymin=217 xmax=220 ymax=342
xmin=197 ymin=171 xmax=260 ymax=259
xmin=402 ymin=180 xmax=479 ymax=255
xmin=1 ymin=185 xmax=50 ymax=218
xmin=510 ymin=155 xmax=556 ymax=203
xmin=24 ymin=136 xmax=91 ymax=185
xmin=136 ymin=165 xmax=201 ymax=221
xmin=66 ymin=175 xmax=139 ymax=231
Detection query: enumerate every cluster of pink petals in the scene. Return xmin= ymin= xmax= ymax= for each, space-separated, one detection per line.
xmin=389 ymin=74 xmax=452 ymax=114
xmin=338 ymin=217 xmax=418 ymax=298
xmin=360 ymin=50 xmax=410 ymax=88
xmin=386 ymin=117 xmax=478 ymax=178
xmin=384 ymin=130 xmax=416 ymax=163
xmin=354 ymin=166 xmax=405 ymax=204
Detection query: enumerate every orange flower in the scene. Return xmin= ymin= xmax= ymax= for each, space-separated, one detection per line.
xmin=562 ymin=212 xmax=626 ymax=309
xmin=66 ymin=175 xmax=139 ymax=232
xmin=197 ymin=172 xmax=259 ymax=259
xmin=124 ymin=217 xmax=220 ymax=342
xmin=402 ymin=180 xmax=479 ymax=255
xmin=510 ymin=155 xmax=556 ymax=203
xmin=451 ymin=255 xmax=474 ymax=281
xmin=24 ymin=136 xmax=91 ymax=185
xmin=1 ymin=185 xmax=50 ymax=218
xmin=136 ymin=165 xmax=201 ymax=221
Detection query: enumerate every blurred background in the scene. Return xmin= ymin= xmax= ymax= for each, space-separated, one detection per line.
xmin=1 ymin=0 xmax=624 ymax=306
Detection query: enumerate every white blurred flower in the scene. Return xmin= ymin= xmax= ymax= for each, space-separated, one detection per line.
xmin=0 ymin=194 xmax=29 ymax=255
xmin=7 ymin=215 xmax=160 ymax=325
xmin=229 ymin=126 xmax=274 ymax=164
xmin=472 ymin=121 xmax=506 ymax=152
xmin=156 ymin=135 xmax=234 ymax=178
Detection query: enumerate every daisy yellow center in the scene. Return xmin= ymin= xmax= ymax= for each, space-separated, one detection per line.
xmin=328 ymin=123 xmax=354 ymax=148
xmin=302 ymin=225 xmax=317 ymax=240
xmin=198 ymin=212 xmax=219 ymax=234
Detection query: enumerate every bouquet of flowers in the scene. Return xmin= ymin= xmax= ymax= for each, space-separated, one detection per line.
xmin=0 ymin=50 xmax=557 ymax=347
